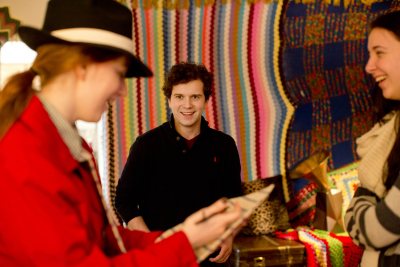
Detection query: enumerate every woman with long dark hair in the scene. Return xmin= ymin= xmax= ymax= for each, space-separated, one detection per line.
xmin=345 ymin=10 xmax=400 ymax=267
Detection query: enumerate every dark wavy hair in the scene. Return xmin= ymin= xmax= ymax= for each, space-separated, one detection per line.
xmin=369 ymin=10 xmax=400 ymax=189
xmin=162 ymin=62 xmax=213 ymax=100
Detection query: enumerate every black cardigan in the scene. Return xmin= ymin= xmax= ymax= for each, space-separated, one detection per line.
xmin=115 ymin=116 xmax=242 ymax=231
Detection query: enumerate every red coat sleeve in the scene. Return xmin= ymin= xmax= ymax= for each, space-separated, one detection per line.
xmin=0 ymin=160 xmax=198 ymax=267
xmin=105 ymin=226 xmax=199 ymax=267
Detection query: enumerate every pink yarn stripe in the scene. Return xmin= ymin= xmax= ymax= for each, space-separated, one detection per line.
xmin=180 ymin=9 xmax=188 ymax=61
xmin=251 ymin=3 xmax=269 ymax=177
xmin=131 ymin=9 xmax=144 ymax=135
xmin=144 ymin=10 xmax=156 ymax=130
xmin=202 ymin=5 xmax=215 ymax=126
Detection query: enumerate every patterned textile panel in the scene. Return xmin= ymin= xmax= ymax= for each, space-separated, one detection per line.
xmin=0 ymin=7 xmax=20 ymax=44
xmin=103 ymin=0 xmax=294 ymax=198
xmin=280 ymin=0 xmax=400 ymax=201
xmin=286 ymin=180 xmax=318 ymax=228
xmin=327 ymin=161 xmax=360 ymax=225
xmin=286 ymin=162 xmax=360 ymax=229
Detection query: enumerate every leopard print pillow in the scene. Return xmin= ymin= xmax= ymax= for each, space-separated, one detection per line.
xmin=241 ymin=177 xmax=290 ymax=235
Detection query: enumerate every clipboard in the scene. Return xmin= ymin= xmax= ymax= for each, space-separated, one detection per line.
xmin=156 ymin=184 xmax=275 ymax=262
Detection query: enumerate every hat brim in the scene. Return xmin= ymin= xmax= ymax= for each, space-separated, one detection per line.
xmin=18 ymin=26 xmax=153 ymax=78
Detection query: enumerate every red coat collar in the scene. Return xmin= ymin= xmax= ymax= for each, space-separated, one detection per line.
xmin=1 ymin=95 xmax=81 ymax=173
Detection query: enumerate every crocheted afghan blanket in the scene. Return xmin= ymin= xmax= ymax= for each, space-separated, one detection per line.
xmin=104 ymin=0 xmax=293 ymax=193
xmin=281 ymin=0 xmax=400 ymax=200
xmin=104 ymin=0 xmax=400 ymax=205
xmin=276 ymin=228 xmax=363 ymax=267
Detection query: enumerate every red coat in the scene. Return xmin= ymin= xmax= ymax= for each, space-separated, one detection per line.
xmin=0 ymin=96 xmax=198 ymax=267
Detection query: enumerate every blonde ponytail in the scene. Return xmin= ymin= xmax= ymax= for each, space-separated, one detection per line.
xmin=0 ymin=70 xmax=36 ymax=139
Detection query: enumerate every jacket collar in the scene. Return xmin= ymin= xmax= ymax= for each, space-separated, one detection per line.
xmin=38 ymin=95 xmax=90 ymax=162
xmin=168 ymin=114 xmax=209 ymax=138
xmin=20 ymin=96 xmax=84 ymax=173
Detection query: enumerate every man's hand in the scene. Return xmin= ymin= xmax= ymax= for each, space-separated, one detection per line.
xmin=127 ymin=216 xmax=150 ymax=232
xmin=209 ymin=235 xmax=234 ymax=263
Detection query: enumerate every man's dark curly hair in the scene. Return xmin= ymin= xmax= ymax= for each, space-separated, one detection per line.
xmin=162 ymin=62 xmax=213 ymax=100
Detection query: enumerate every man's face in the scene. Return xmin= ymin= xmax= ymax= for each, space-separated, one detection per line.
xmin=168 ymin=79 xmax=207 ymax=135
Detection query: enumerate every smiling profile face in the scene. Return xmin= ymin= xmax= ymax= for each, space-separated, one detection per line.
xmin=75 ymin=57 xmax=128 ymax=122
xmin=365 ymin=27 xmax=400 ymax=100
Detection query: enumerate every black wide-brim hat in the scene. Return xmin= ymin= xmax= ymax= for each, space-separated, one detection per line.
xmin=18 ymin=0 xmax=152 ymax=78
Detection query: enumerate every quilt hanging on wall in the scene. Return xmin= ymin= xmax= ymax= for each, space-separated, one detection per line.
xmin=102 ymin=0 xmax=294 ymax=205
xmin=280 ymin=0 xmax=400 ymax=201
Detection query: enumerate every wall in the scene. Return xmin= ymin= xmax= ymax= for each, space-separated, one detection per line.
xmin=0 ymin=0 xmax=46 ymax=85
xmin=0 ymin=0 xmax=47 ymax=28
xmin=0 ymin=1 xmax=101 ymax=171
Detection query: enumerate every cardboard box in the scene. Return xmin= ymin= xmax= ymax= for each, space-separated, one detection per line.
xmin=313 ymin=188 xmax=344 ymax=233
